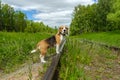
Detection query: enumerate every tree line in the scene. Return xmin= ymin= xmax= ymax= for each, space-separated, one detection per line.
xmin=0 ymin=1 xmax=55 ymax=33
xmin=70 ymin=0 xmax=120 ymax=35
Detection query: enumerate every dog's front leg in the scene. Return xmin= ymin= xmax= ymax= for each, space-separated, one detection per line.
xmin=56 ymin=44 xmax=60 ymax=54
xmin=40 ymin=54 xmax=46 ymax=63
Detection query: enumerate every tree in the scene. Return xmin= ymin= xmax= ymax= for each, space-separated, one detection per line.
xmin=1 ymin=4 xmax=15 ymax=31
xmin=14 ymin=11 xmax=27 ymax=32
xmin=70 ymin=0 xmax=113 ymax=35
xmin=0 ymin=0 xmax=2 ymax=30
xmin=95 ymin=0 xmax=112 ymax=31
xmin=107 ymin=0 xmax=120 ymax=30
xmin=70 ymin=4 xmax=97 ymax=35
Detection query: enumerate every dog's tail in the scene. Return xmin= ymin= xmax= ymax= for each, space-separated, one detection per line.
xmin=31 ymin=46 xmax=40 ymax=53
xmin=31 ymin=48 xmax=38 ymax=53
xmin=31 ymin=49 xmax=37 ymax=53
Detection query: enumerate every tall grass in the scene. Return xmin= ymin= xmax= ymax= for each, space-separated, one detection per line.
xmin=59 ymin=38 xmax=118 ymax=80
xmin=0 ymin=32 xmax=52 ymax=73
xmin=59 ymin=39 xmax=92 ymax=80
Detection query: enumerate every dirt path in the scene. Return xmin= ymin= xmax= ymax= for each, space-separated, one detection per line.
xmin=0 ymin=62 xmax=44 ymax=80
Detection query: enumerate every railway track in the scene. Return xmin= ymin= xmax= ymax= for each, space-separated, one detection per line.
xmin=42 ymin=53 xmax=61 ymax=80
xmin=81 ymin=39 xmax=120 ymax=52
xmin=42 ymin=40 xmax=66 ymax=80
xmin=42 ymin=39 xmax=120 ymax=80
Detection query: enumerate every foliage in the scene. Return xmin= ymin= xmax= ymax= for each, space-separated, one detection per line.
xmin=70 ymin=0 xmax=120 ymax=35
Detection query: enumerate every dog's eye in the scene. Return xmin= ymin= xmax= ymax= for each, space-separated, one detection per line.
xmin=60 ymin=27 xmax=63 ymax=29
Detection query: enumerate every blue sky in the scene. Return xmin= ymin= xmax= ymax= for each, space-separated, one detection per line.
xmin=22 ymin=10 xmax=38 ymax=20
xmin=3 ymin=0 xmax=97 ymax=27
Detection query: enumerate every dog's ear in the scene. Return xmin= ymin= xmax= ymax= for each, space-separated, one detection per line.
xmin=58 ymin=25 xmax=63 ymax=33
xmin=65 ymin=26 xmax=69 ymax=36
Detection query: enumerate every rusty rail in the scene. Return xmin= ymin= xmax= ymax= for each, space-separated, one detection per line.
xmin=42 ymin=40 xmax=66 ymax=80
xmin=81 ymin=39 xmax=120 ymax=51
xmin=42 ymin=53 xmax=61 ymax=80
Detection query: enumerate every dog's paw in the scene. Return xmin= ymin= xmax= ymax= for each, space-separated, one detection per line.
xmin=41 ymin=60 xmax=46 ymax=63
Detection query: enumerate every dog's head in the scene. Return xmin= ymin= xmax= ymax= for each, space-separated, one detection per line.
xmin=58 ymin=25 xmax=69 ymax=36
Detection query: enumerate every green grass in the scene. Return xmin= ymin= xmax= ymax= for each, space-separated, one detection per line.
xmin=59 ymin=38 xmax=120 ymax=80
xmin=71 ymin=30 xmax=120 ymax=47
xmin=0 ymin=32 xmax=53 ymax=73
xmin=0 ymin=31 xmax=120 ymax=80
xmin=59 ymin=39 xmax=92 ymax=80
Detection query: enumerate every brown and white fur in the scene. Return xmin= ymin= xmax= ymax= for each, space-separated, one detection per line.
xmin=31 ymin=25 xmax=69 ymax=63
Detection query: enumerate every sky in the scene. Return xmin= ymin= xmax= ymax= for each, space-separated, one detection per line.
xmin=2 ymin=0 xmax=97 ymax=27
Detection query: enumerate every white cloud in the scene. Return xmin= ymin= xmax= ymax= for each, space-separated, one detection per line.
xmin=33 ymin=10 xmax=72 ymax=26
xmin=2 ymin=0 xmax=95 ymax=27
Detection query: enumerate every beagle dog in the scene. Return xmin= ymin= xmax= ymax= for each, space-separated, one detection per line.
xmin=31 ymin=25 xmax=68 ymax=63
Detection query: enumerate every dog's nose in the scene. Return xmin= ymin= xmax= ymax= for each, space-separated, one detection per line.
xmin=64 ymin=30 xmax=66 ymax=32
